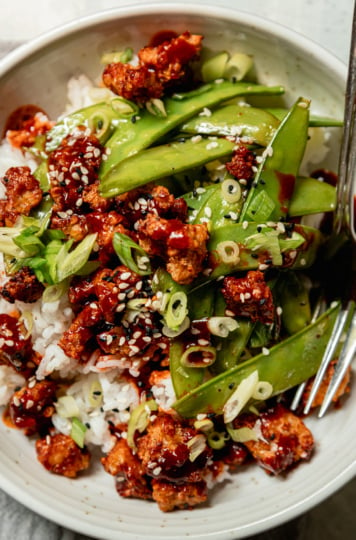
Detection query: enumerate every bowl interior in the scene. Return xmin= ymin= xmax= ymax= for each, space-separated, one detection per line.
xmin=0 ymin=5 xmax=351 ymax=540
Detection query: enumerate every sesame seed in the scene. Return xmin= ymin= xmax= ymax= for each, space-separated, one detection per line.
xmin=106 ymin=335 xmax=113 ymax=345
xmin=133 ymin=331 xmax=142 ymax=339
xmin=152 ymin=466 xmax=162 ymax=476
xmin=276 ymin=306 xmax=283 ymax=316
xmin=262 ymin=347 xmax=270 ymax=356
xmin=119 ymin=337 xmax=126 ymax=346
xmin=120 ymin=272 xmax=131 ymax=280
xmin=225 ymin=309 xmax=235 ymax=317
xmin=242 ymin=220 xmax=249 ymax=230
xmin=258 ymin=263 xmax=269 ymax=271
xmin=142 ymin=336 xmax=152 ymax=343
xmin=76 ymin=198 xmax=83 ymax=207
xmin=204 ymin=206 xmax=212 ymax=218
xmin=116 ymin=303 xmax=126 ymax=313
xmin=198 ymin=339 xmax=210 ymax=346
xmin=119 ymin=282 xmax=129 ymax=290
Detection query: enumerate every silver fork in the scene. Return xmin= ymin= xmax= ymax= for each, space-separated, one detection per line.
xmin=291 ymin=5 xmax=356 ymax=417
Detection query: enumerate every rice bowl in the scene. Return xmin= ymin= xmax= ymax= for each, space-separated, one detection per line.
xmin=0 ymin=4 xmax=355 ymax=540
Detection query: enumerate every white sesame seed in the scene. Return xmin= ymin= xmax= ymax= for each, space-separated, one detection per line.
xmin=276 ymin=306 xmax=283 ymax=316
xmin=115 ymin=303 xmax=126 ymax=313
xmin=204 ymin=206 xmax=212 ymax=218
xmin=258 ymin=263 xmax=269 ymax=271
xmin=242 ymin=220 xmax=249 ymax=230
xmin=152 ymin=466 xmax=162 ymax=476
xmin=133 ymin=331 xmax=142 ymax=339
xmin=119 ymin=282 xmax=129 ymax=290
xmin=262 ymin=347 xmax=270 ymax=355
xmin=119 ymin=337 xmax=126 ymax=346
xmin=198 ymin=339 xmax=210 ymax=346
xmin=120 ymin=272 xmax=131 ymax=280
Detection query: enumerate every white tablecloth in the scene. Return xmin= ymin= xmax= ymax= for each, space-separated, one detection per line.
xmin=0 ymin=1 xmax=355 ymax=538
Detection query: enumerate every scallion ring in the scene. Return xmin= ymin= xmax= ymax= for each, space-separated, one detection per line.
xmin=180 ymin=345 xmax=216 ymax=368
xmin=88 ymin=111 xmax=113 ymax=142
xmin=162 ymin=316 xmax=190 ymax=337
xmin=221 ymin=178 xmax=242 ymax=203
xmin=216 ymin=240 xmax=240 ymax=264
xmin=207 ymin=316 xmax=239 ymax=337
xmin=165 ymin=291 xmax=188 ymax=330
xmin=111 ymin=97 xmax=138 ymax=116
xmin=207 ymin=430 xmax=229 ymax=450
xmin=127 ymin=400 xmax=158 ymax=450
xmin=252 ymin=380 xmax=273 ymax=401
xmin=226 ymin=424 xmax=258 ymax=443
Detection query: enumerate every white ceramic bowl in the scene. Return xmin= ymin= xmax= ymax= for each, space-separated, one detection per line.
xmin=0 ymin=4 xmax=354 ymax=540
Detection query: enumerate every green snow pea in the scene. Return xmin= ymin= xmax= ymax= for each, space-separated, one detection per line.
xmin=183 ymin=174 xmax=244 ymax=229
xmin=211 ymin=291 xmax=255 ymax=374
xmin=276 ymin=271 xmax=312 ymax=335
xmin=169 ymin=284 xmax=215 ymax=399
xmin=208 ymin=222 xmax=322 ymax=278
xmin=180 ymin=104 xmax=280 ymax=146
xmin=173 ymin=302 xmax=340 ymax=418
xmin=289 ymin=176 xmax=336 ymax=216
xmin=240 ymin=97 xmax=310 ymax=223
xmin=100 ymin=137 xmax=235 ymax=198
xmin=45 ymin=100 xmax=129 ymax=152
xmin=100 ymin=81 xmax=284 ymax=177
xmin=265 ymin=108 xmax=343 ymax=127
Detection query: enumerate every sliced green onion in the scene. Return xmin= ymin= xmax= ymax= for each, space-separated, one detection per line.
xmin=180 ymin=345 xmax=216 ymax=368
xmin=127 ymin=400 xmax=158 ymax=450
xmin=146 ymin=98 xmax=167 ymax=117
xmin=112 ymin=233 xmax=151 ymax=276
xmin=111 ymin=97 xmax=138 ymax=116
xmin=226 ymin=424 xmax=258 ymax=443
xmin=245 ymin=232 xmax=282 ymax=266
xmin=101 ymin=47 xmax=133 ymax=64
xmin=187 ymin=434 xmax=207 ymax=461
xmin=13 ymin=229 xmax=44 ymax=257
xmin=193 ymin=418 xmax=214 ymax=432
xmin=216 ymin=240 xmax=240 ymax=264
xmin=245 ymin=189 xmax=276 ymax=222
xmin=87 ymin=110 xmax=114 ymax=141
xmin=207 ymin=430 xmax=229 ymax=449
xmin=165 ymin=291 xmax=188 ymax=330
xmin=56 ymin=396 xmax=80 ymax=418
xmin=223 ymin=370 xmax=259 ymax=423
xmin=252 ymin=380 xmax=273 ymax=401
xmin=162 ymin=316 xmax=190 ymax=337
xmin=207 ymin=316 xmax=239 ymax=337
xmin=42 ymin=281 xmax=69 ymax=303
xmin=70 ymin=417 xmax=87 ymax=448
xmin=201 ymin=52 xmax=229 ymax=82
xmin=88 ymin=379 xmax=103 ymax=408
xmin=221 ymin=178 xmax=242 ymax=203
xmin=56 ymin=233 xmax=98 ymax=283
xmin=225 ymin=53 xmax=253 ymax=81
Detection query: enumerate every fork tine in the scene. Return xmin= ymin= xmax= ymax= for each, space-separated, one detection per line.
xmin=303 ymin=304 xmax=351 ymax=415
xmin=318 ymin=312 xmax=356 ymax=417
xmin=290 ymin=295 xmax=326 ymax=411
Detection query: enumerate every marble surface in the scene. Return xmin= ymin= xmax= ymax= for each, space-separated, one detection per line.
xmin=0 ymin=0 xmax=355 ymax=539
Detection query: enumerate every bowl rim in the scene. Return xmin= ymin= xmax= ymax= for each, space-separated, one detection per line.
xmin=0 ymin=3 xmax=351 ymax=540
xmin=0 ymin=2 xmax=347 ymax=79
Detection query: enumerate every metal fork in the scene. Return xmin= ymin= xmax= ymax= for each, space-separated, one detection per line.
xmin=291 ymin=4 xmax=356 ymax=417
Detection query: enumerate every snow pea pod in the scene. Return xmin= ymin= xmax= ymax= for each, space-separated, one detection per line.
xmin=208 ymin=222 xmax=322 ymax=278
xmin=45 ymin=101 xmax=127 ymax=152
xmin=289 ymin=176 xmax=336 ymax=216
xmin=276 ymin=271 xmax=312 ymax=334
xmin=211 ymin=291 xmax=254 ymax=374
xmin=173 ymin=302 xmax=340 ymax=418
xmin=265 ymin=108 xmax=343 ymax=127
xmin=180 ymin=104 xmax=280 ymax=146
xmin=183 ymin=175 xmax=244 ymax=228
xmin=169 ymin=285 xmax=215 ymax=399
xmin=240 ymin=97 xmax=310 ymax=223
xmin=100 ymin=81 xmax=285 ymax=177
xmin=100 ymin=137 xmax=235 ymax=198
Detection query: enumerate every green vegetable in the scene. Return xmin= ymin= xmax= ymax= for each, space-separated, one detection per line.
xmin=240 ymin=97 xmax=310 ymax=222
xmin=113 ymin=232 xmax=151 ymax=275
xmin=265 ymin=107 xmax=343 ymax=127
xmin=70 ymin=417 xmax=87 ymax=448
xmin=99 ymin=80 xmax=284 ymax=177
xmin=181 ymin=104 xmax=280 ymax=146
xmin=127 ymin=400 xmax=158 ymax=450
xmin=173 ymin=302 xmax=340 ymax=418
xmin=289 ymin=176 xmax=336 ymax=216
xmin=100 ymin=137 xmax=236 ymax=197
